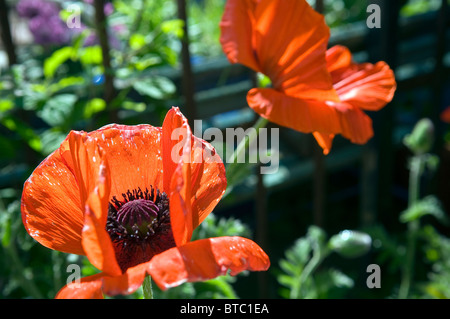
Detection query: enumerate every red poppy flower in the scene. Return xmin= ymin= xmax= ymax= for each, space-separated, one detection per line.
xmin=441 ymin=106 xmax=450 ymax=123
xmin=220 ymin=0 xmax=396 ymax=154
xmin=21 ymin=107 xmax=270 ymax=298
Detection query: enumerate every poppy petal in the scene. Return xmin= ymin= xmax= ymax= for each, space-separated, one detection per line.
xmin=148 ymin=236 xmax=270 ymax=290
xmin=313 ymin=132 xmax=335 ymax=155
xmin=162 ymin=107 xmax=189 ymax=195
xmin=56 ymin=273 xmax=104 ymax=299
xmin=163 ymin=107 xmax=227 ymax=246
xmin=101 ymin=262 xmax=149 ymax=296
xmin=334 ymin=102 xmax=374 ymax=145
xmin=190 ymin=145 xmax=227 ymax=230
xmin=327 ymin=46 xmax=396 ymax=111
xmin=83 ymin=173 xmax=123 ymax=277
xmin=60 ymin=131 xmax=101 ymax=210
xmin=56 ymin=264 xmax=149 ymax=298
xmin=325 ymin=45 xmax=353 ymax=73
xmin=62 ymin=131 xmax=122 ymax=276
xmin=163 ymin=107 xmax=194 ymax=247
xmin=247 ymin=87 xmax=341 ymax=135
xmin=21 ymin=148 xmax=84 ymax=255
xmin=85 ymin=124 xmax=164 ymax=200
xmin=62 ymin=124 xmax=165 ymax=276
xmin=441 ymin=106 xmax=450 ymax=123
xmin=253 ymin=0 xmax=339 ymax=102
xmin=219 ymin=0 xmax=261 ymax=72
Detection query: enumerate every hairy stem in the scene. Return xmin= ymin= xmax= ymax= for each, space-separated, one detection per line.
xmin=292 ymin=244 xmax=329 ymax=299
xmin=399 ymin=155 xmax=423 ymax=299
xmin=142 ymin=275 xmax=153 ymax=299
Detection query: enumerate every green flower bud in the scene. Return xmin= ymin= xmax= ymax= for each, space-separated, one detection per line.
xmin=403 ymin=118 xmax=435 ymax=155
xmin=328 ymin=230 xmax=372 ymax=258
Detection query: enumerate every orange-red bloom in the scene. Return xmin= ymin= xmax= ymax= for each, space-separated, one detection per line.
xmin=220 ymin=0 xmax=397 ymax=154
xmin=441 ymin=106 xmax=450 ymax=123
xmin=21 ymin=107 xmax=270 ymax=298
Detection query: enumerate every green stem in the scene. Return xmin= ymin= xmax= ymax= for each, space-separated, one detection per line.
xmin=225 ymin=117 xmax=268 ymax=186
xmin=292 ymin=245 xmax=329 ymax=299
xmin=398 ymin=155 xmax=423 ymax=299
xmin=142 ymin=275 xmax=153 ymax=299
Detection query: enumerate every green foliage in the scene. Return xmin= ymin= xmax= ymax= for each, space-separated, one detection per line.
xmin=363 ymin=119 xmax=450 ymax=299
xmin=191 ymin=213 xmax=252 ymax=241
xmin=403 ymin=118 xmax=435 ymax=155
xmin=1 ymin=197 xmax=49 ymax=298
xmin=365 ymin=225 xmax=405 ymax=275
xmin=400 ymin=0 xmax=443 ymax=17
xmin=132 ymin=76 xmax=176 ymax=100
xmin=420 ymin=225 xmax=450 ymax=299
xmin=400 ymin=195 xmax=448 ymax=224
xmin=43 ymin=46 xmax=74 ymax=79
xmin=276 ymin=226 xmax=371 ymax=299
xmin=188 ymin=0 xmax=226 ymax=58
xmin=0 ymin=0 xmax=184 ymax=159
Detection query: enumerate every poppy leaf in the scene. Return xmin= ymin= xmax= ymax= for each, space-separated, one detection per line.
xmin=43 ymin=46 xmax=73 ymax=79
xmin=400 ymin=195 xmax=448 ymax=224
xmin=38 ymin=94 xmax=77 ymax=127
xmin=132 ymin=76 xmax=176 ymax=100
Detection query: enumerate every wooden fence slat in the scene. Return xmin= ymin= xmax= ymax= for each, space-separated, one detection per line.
xmin=0 ymin=0 xmax=17 ymax=66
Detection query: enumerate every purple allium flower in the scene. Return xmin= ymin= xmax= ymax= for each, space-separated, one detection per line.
xmin=38 ymin=1 xmax=61 ymax=17
xmin=16 ymin=0 xmax=47 ymax=18
xmin=28 ymin=15 xmax=70 ymax=46
xmin=17 ymin=0 xmax=70 ymax=46
xmin=17 ymin=0 xmax=60 ymax=18
xmin=18 ymin=0 xmax=119 ymax=47
xmin=104 ymin=2 xmax=114 ymax=16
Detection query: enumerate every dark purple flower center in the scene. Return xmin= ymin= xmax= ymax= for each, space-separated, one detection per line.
xmin=116 ymin=199 xmax=158 ymax=236
xmin=106 ymin=187 xmax=175 ymax=272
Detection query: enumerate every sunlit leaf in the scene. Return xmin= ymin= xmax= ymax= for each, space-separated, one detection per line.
xmin=84 ymin=98 xmax=106 ymax=118
xmin=129 ymin=34 xmax=147 ymax=50
xmin=132 ymin=76 xmax=176 ymax=100
xmin=44 ymin=47 xmax=73 ymax=79
xmin=0 ymin=208 xmax=12 ymax=247
xmin=134 ymin=54 xmax=162 ymax=71
xmin=51 ymin=76 xmax=85 ymax=93
xmin=38 ymin=94 xmax=77 ymax=127
xmin=161 ymin=19 xmax=184 ymax=38
xmin=79 ymin=46 xmax=103 ymax=65
xmin=40 ymin=129 xmax=67 ymax=155
xmin=122 ymin=100 xmax=146 ymax=112
xmin=0 ymin=100 xmax=13 ymax=112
